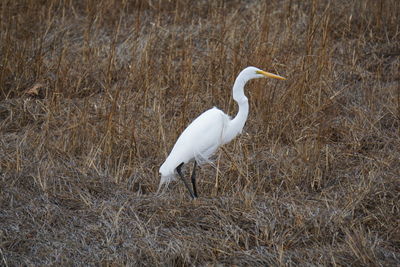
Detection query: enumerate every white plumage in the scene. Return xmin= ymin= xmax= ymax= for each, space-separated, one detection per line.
xmin=159 ymin=66 xmax=285 ymax=198
xmin=159 ymin=107 xmax=229 ymax=185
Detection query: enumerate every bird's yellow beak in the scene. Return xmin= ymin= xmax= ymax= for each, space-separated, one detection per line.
xmin=256 ymin=70 xmax=286 ymax=80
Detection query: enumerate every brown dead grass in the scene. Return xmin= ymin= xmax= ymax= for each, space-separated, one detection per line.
xmin=0 ymin=0 xmax=399 ymax=266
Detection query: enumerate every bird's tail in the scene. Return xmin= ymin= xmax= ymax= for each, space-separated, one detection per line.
xmin=156 ymin=182 xmax=165 ymax=195
xmin=156 ymin=174 xmax=175 ymax=195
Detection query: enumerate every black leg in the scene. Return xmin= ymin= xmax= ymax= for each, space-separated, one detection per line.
xmin=191 ymin=161 xmax=198 ymax=198
xmin=176 ymin=163 xmax=195 ymax=199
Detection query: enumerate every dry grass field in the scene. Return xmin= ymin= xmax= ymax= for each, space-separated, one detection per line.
xmin=1 ymin=0 xmax=399 ymax=266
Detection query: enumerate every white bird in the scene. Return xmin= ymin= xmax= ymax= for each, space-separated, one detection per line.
xmin=159 ymin=66 xmax=286 ymax=199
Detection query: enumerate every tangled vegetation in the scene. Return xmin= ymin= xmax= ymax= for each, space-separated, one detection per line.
xmin=0 ymin=0 xmax=399 ymax=265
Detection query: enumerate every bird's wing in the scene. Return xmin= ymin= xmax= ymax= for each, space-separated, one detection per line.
xmin=159 ymin=107 xmax=229 ymax=178
xmin=173 ymin=107 xmax=229 ymax=162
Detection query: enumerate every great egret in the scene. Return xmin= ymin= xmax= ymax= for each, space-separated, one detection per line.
xmin=159 ymin=66 xmax=286 ymax=199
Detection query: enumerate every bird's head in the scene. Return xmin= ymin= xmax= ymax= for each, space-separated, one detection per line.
xmin=242 ymin=66 xmax=286 ymax=81
xmin=232 ymin=66 xmax=286 ymax=102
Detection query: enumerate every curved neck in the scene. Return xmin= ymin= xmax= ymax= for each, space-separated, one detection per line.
xmin=231 ymin=99 xmax=249 ymax=131
xmin=232 ymin=75 xmax=247 ymax=102
xmin=223 ymin=76 xmax=250 ymax=144
xmin=232 ymin=73 xmax=250 ymax=128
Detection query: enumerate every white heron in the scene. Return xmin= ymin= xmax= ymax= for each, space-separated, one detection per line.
xmin=158 ymin=66 xmax=286 ymax=199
